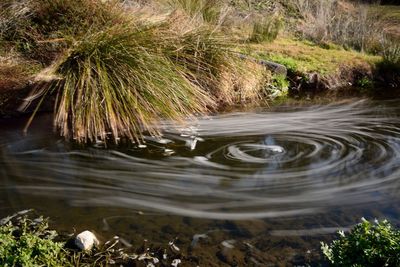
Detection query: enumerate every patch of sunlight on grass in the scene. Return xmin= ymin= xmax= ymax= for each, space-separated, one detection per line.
xmin=247 ymin=38 xmax=382 ymax=75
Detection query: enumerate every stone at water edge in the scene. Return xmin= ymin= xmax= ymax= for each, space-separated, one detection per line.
xmin=74 ymin=230 xmax=100 ymax=251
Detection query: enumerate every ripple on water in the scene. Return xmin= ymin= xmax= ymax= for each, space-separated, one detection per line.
xmin=1 ymin=100 xmax=400 ymax=220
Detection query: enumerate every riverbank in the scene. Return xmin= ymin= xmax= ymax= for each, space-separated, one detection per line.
xmin=0 ymin=0 xmax=399 ymax=141
xmin=1 ymin=38 xmax=397 ymax=119
xmin=2 ymin=209 xmax=399 ymax=266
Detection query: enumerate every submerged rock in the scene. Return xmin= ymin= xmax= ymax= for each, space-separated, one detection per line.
xmin=74 ymin=230 xmax=100 ymax=251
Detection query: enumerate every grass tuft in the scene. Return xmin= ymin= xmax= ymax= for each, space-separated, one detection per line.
xmin=248 ymin=16 xmax=282 ymax=43
xmin=163 ymin=0 xmax=226 ymax=24
xmin=34 ymin=22 xmax=217 ymax=143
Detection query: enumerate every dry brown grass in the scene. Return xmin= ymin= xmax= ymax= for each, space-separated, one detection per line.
xmin=217 ymin=60 xmax=269 ymax=106
xmin=291 ymin=0 xmax=389 ymax=53
xmin=0 ymin=55 xmax=38 ymax=92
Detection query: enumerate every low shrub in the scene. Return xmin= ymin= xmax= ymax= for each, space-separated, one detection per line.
xmin=321 ymin=218 xmax=400 ymax=267
xmin=0 ymin=211 xmax=72 ymax=267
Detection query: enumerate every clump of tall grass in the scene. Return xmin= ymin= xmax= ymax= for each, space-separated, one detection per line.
xmin=248 ymin=16 xmax=282 ymax=43
xmin=162 ymin=0 xmax=226 ymax=24
xmin=381 ymin=38 xmax=400 ymax=66
xmin=161 ymin=14 xmax=268 ymax=105
xmin=30 ymin=22 xmax=217 ymax=143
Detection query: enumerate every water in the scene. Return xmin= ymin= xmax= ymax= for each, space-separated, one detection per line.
xmin=1 ymin=100 xmax=400 ymax=266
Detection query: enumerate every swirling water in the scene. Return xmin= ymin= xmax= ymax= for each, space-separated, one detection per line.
xmin=1 ymin=100 xmax=400 ymax=265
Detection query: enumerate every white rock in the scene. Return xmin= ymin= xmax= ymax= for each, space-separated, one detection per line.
xmin=75 ymin=230 xmax=100 ymax=251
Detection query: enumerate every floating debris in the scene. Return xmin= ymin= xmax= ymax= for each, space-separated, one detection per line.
xmin=221 ymin=240 xmax=236 ymax=249
xmin=118 ymin=237 xmax=132 ymax=248
xmin=145 ymin=136 xmax=173 ymax=144
xmin=163 ymin=149 xmax=175 ymax=156
xmin=169 ymin=241 xmax=180 ymax=252
xmin=171 ymin=259 xmax=182 ymax=267
xmin=185 ymin=138 xmax=198 ymax=150
xmin=191 ymin=234 xmax=208 ymax=247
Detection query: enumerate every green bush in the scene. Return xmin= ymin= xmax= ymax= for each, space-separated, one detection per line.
xmin=0 ymin=212 xmax=72 ymax=267
xmin=321 ymin=218 xmax=400 ymax=267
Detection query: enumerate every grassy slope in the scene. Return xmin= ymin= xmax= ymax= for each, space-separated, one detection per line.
xmin=369 ymin=5 xmax=400 ymax=38
xmin=248 ymin=38 xmax=381 ymax=76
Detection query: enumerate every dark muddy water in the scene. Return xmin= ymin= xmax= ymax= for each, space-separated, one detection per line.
xmin=1 ymin=100 xmax=400 ymax=266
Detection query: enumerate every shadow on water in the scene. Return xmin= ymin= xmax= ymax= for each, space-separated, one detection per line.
xmin=1 ymin=100 xmax=400 ymax=265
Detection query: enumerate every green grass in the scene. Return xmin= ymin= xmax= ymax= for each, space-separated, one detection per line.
xmin=24 ymin=8 xmax=267 ymax=143
xmin=249 ymin=38 xmax=381 ymax=75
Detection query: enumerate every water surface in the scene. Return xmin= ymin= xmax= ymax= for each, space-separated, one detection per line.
xmin=1 ymin=100 xmax=400 ymax=266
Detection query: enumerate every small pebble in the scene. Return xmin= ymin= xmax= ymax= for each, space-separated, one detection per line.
xmin=171 ymin=259 xmax=181 ymax=267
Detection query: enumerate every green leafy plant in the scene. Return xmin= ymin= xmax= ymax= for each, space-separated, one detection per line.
xmin=356 ymin=76 xmax=373 ymax=89
xmin=0 ymin=211 xmax=72 ymax=267
xmin=321 ymin=218 xmax=400 ymax=267
xmin=265 ymin=74 xmax=289 ymax=100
